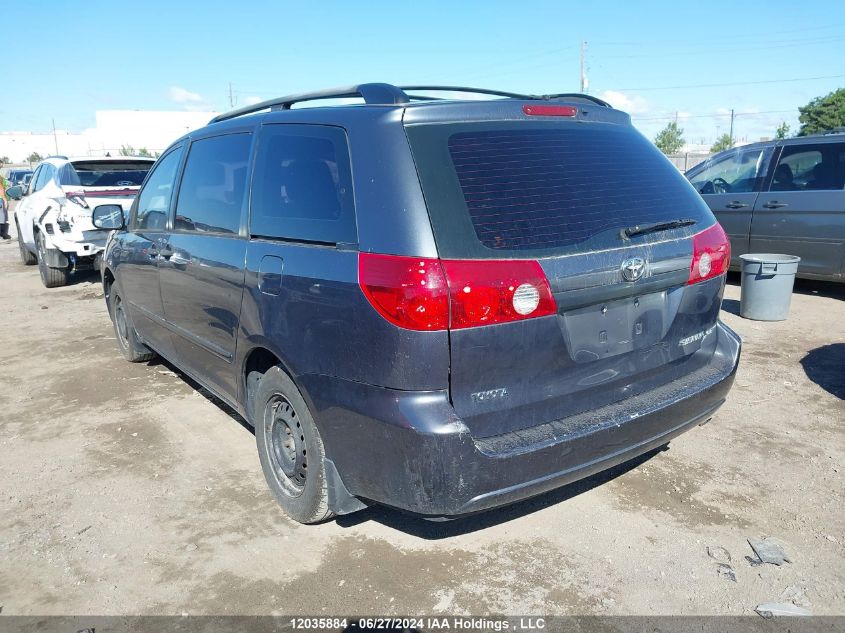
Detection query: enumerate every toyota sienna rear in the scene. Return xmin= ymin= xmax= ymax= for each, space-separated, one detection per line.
xmin=97 ymin=84 xmax=741 ymax=523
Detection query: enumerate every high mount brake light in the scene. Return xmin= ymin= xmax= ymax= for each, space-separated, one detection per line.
xmin=358 ymin=253 xmax=557 ymax=331
xmin=688 ymin=223 xmax=730 ymax=284
xmin=522 ymin=104 xmax=578 ymax=117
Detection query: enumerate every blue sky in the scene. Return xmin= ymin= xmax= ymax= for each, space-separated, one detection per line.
xmin=4 ymin=0 xmax=845 ymax=146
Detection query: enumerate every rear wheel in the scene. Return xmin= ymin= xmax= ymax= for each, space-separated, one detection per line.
xmin=16 ymin=221 xmax=36 ymax=265
xmin=255 ymin=367 xmax=334 ymax=524
xmin=35 ymin=231 xmax=68 ymax=288
xmin=109 ymin=281 xmax=155 ymax=363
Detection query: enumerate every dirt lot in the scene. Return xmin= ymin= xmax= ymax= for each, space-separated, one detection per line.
xmin=0 ymin=215 xmax=843 ymax=616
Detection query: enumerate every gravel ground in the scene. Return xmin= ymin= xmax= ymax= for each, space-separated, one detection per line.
xmin=0 ymin=214 xmax=843 ymax=616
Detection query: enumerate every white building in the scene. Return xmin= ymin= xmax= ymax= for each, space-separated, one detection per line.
xmin=0 ymin=110 xmax=219 ymax=163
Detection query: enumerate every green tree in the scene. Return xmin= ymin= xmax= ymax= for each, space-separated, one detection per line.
xmin=119 ymin=145 xmax=135 ymax=156
xmin=0 ymin=156 xmax=9 ymax=165
xmin=654 ymin=121 xmax=685 ymax=155
xmin=710 ymin=134 xmax=733 ymax=153
xmin=137 ymin=147 xmax=153 ymax=157
xmin=27 ymin=152 xmax=43 ymax=164
xmin=775 ymin=122 xmax=791 ymax=139
xmin=797 ymin=88 xmax=845 ymax=136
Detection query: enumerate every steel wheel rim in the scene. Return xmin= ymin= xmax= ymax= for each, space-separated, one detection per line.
xmin=264 ymin=394 xmax=307 ymax=496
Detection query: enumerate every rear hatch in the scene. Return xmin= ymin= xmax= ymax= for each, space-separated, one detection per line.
xmin=63 ymin=158 xmax=152 ymax=206
xmin=58 ymin=159 xmax=153 ymax=231
xmin=405 ymin=106 xmax=728 ymax=439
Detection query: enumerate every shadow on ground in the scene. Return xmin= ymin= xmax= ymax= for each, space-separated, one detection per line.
xmin=721 ymin=298 xmax=740 ymax=316
xmin=801 ymin=343 xmax=845 ymax=400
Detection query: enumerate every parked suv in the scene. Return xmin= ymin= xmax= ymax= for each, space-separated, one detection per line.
xmin=12 ymin=155 xmax=154 ymax=287
xmin=686 ymin=132 xmax=845 ymax=281
xmin=94 ymin=84 xmax=741 ymax=523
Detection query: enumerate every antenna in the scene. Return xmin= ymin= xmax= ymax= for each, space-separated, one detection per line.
xmin=580 ymin=41 xmax=589 ymax=93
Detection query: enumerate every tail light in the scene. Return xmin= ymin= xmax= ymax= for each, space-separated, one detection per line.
xmin=358 ymin=254 xmax=449 ymax=331
xmin=688 ymin=223 xmax=730 ymax=284
xmin=64 ymin=191 xmax=88 ymax=208
xmin=358 ymin=253 xmax=557 ymax=331
xmin=441 ymin=260 xmax=556 ymax=328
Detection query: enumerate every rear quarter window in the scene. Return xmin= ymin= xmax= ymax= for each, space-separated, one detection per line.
xmin=407 ymin=122 xmax=712 ymax=258
xmin=250 ymin=124 xmax=356 ymax=244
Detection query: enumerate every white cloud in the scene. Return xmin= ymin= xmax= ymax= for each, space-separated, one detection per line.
xmin=599 ymin=90 xmax=650 ymax=115
xmin=168 ymin=86 xmax=204 ymax=104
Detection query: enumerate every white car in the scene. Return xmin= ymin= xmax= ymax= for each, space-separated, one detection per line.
xmin=14 ymin=156 xmax=155 ymax=287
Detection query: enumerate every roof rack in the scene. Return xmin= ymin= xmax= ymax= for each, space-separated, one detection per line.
xmin=209 ymin=83 xmax=611 ymax=124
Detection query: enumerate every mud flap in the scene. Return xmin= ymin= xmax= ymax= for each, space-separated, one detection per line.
xmin=324 ymin=458 xmax=368 ymax=515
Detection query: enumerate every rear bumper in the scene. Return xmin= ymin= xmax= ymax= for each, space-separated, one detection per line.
xmin=301 ymin=320 xmax=741 ymax=517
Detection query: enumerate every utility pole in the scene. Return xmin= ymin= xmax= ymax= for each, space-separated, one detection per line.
xmin=52 ymin=119 xmax=59 ymax=155
xmin=580 ymin=41 xmax=588 ymax=93
xmin=729 ymin=109 xmax=735 ymax=145
xmin=228 ymin=82 xmax=236 ymax=108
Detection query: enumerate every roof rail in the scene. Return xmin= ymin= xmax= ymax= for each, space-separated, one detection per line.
xmin=400 ymin=86 xmax=610 ymax=108
xmin=542 ymin=92 xmax=611 ymax=107
xmin=209 ymin=83 xmax=409 ymax=123
xmin=399 ymin=85 xmax=536 ymax=100
xmin=44 ymin=155 xmax=69 ymax=161
xmin=209 ymin=83 xmax=612 ymax=124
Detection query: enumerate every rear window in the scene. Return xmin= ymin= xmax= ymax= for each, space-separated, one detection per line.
xmin=407 ymin=122 xmax=712 ymax=258
xmin=63 ymin=160 xmax=153 ymax=187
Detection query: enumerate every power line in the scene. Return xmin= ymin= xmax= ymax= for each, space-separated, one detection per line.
xmin=614 ymin=73 xmax=845 ymax=92
xmin=633 ymin=109 xmax=796 ymax=122
xmin=596 ymin=36 xmax=845 ymax=60
xmin=590 ymin=23 xmax=845 ymax=46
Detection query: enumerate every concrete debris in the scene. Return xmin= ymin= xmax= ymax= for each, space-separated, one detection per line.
xmin=755 ymin=602 xmax=812 ymax=618
xmin=747 ymin=537 xmax=791 ymax=566
xmin=781 ymin=585 xmax=811 ymax=608
xmin=716 ymin=563 xmax=737 ymax=582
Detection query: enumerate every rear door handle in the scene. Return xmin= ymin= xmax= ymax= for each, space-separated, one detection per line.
xmin=725 ymin=201 xmax=748 ymax=209
xmin=762 ymin=201 xmax=788 ymax=209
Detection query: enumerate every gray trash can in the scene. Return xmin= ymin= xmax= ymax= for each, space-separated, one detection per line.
xmin=739 ymin=254 xmax=801 ymax=321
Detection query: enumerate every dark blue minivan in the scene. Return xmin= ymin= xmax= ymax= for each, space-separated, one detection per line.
xmin=93 ymin=84 xmax=741 ymax=523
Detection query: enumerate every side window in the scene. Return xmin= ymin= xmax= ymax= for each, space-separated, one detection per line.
xmin=28 ymin=166 xmax=43 ymax=193
xmin=173 ymin=133 xmax=252 ymax=234
xmin=770 ymin=143 xmax=845 ymax=192
xmin=688 ymin=148 xmax=766 ymax=194
xmin=251 ymin=125 xmax=356 ymax=244
xmin=134 ymin=147 xmax=183 ymax=231
xmin=33 ymin=165 xmax=52 ymax=192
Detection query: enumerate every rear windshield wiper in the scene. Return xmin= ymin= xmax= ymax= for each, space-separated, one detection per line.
xmin=623 ymin=219 xmax=697 ymax=239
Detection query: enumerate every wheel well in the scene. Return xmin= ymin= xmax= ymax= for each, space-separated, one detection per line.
xmin=243 ymin=347 xmax=283 ymax=425
xmin=102 ymin=269 xmax=115 ymax=309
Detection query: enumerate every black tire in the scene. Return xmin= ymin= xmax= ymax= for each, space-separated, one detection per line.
xmin=35 ymin=231 xmax=69 ymax=288
xmin=16 ymin=220 xmax=36 ymax=266
xmin=108 ymin=280 xmax=155 ymax=363
xmin=255 ymin=367 xmax=334 ymax=524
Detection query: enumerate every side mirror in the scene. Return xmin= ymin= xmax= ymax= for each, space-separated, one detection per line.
xmin=92 ymin=204 xmax=125 ymax=230
xmin=6 ymin=185 xmax=22 ymax=200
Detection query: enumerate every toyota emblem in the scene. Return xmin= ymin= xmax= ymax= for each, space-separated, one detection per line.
xmin=621 ymin=257 xmax=646 ymax=282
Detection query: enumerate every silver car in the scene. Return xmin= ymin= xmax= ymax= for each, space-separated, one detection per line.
xmin=686 ymin=132 xmax=845 ymax=282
